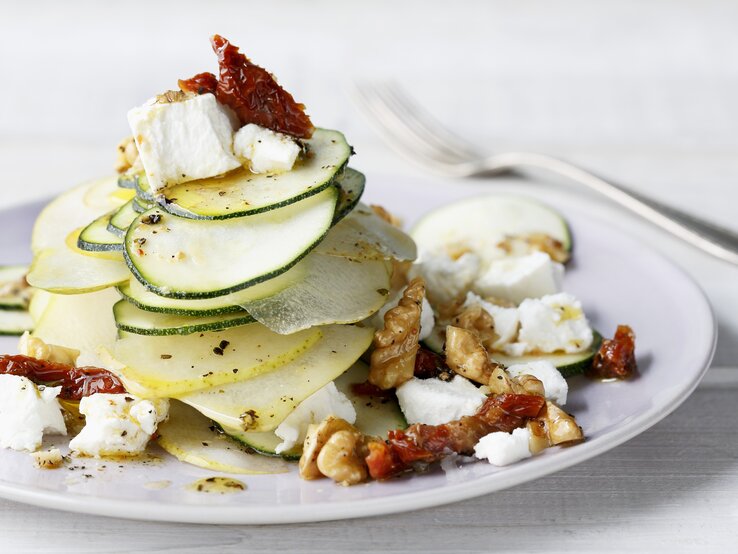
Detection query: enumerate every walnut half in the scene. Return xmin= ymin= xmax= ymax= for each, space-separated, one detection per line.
xmin=115 ymin=136 xmax=140 ymax=174
xmin=368 ymin=278 xmax=426 ymax=390
xmin=299 ymin=417 xmax=369 ymax=486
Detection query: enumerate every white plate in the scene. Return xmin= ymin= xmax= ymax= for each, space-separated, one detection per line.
xmin=0 ymin=176 xmax=716 ymax=525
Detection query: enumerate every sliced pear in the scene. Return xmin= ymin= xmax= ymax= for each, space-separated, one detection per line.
xmin=179 ymin=324 xmax=373 ymax=433
xmin=82 ymin=175 xmax=133 ymax=210
xmin=31 ymin=288 xmax=119 ymax=355
xmin=157 ymin=400 xmax=290 ymax=475
xmin=112 ymin=324 xmax=322 ymax=397
xmin=242 ymin=253 xmax=391 ymax=335
xmin=32 ymin=178 xmax=117 ymax=253
xmin=27 ymin=230 xmax=129 ymax=294
xmin=315 ymin=203 xmax=417 ymax=261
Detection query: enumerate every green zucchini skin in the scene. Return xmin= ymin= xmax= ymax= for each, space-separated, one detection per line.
xmin=77 ymin=211 xmax=124 ymax=252
xmin=0 ymin=265 xmax=31 ymax=311
xmin=0 ymin=309 xmax=34 ymax=335
xmin=422 ymin=329 xmax=603 ymax=378
xmin=123 ymin=187 xmax=339 ymax=300
xmin=112 ymin=299 xmax=255 ymax=336
xmin=116 ymin=284 xmax=245 ymax=317
xmin=155 ymin=129 xmax=353 ymax=221
xmin=332 ymin=169 xmax=365 ymax=224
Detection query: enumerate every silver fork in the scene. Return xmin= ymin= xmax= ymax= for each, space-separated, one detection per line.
xmin=352 ymin=82 xmax=738 ymax=266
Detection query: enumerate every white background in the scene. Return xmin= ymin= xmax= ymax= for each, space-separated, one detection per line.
xmin=1 ymin=1 xmax=738 ymax=552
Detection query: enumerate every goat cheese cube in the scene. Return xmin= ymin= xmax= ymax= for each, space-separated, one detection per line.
xmin=509 ymin=293 xmax=594 ymax=355
xmin=474 ymin=427 xmax=532 ymax=466
xmin=396 ymin=376 xmax=487 ymax=425
xmin=233 ymin=123 xmax=301 ymax=174
xmin=370 ymin=289 xmax=435 ymax=341
xmin=506 ymin=360 xmax=568 ymax=405
xmin=127 ymin=93 xmax=240 ymax=191
xmin=274 ymin=382 xmax=356 ymax=454
xmin=474 ymin=251 xmax=563 ymax=305
xmin=463 ymin=292 xmax=519 ymax=350
xmin=409 ymin=251 xmax=481 ymax=305
xmin=69 ymin=394 xmax=169 ymax=457
xmin=0 ymin=375 xmax=66 ymax=452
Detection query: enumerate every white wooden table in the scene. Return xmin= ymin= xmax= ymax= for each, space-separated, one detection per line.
xmin=2 ymin=1 xmax=737 ymax=551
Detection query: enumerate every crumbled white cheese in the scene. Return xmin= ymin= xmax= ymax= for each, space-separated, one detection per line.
xmin=474 ymin=427 xmax=532 ymax=466
xmin=233 ymin=123 xmax=301 ymax=174
xmin=506 ymin=293 xmax=593 ymax=355
xmin=396 ymin=376 xmax=486 ymax=426
xmin=474 ymin=251 xmax=563 ymax=305
xmin=0 ymin=375 xmax=66 ymax=452
xmin=506 ymin=360 xmax=568 ymax=405
xmin=69 ymin=394 xmax=169 ymax=458
xmin=409 ymin=251 xmax=481 ymax=305
xmin=463 ymin=292 xmax=519 ymax=350
xmin=370 ymin=289 xmax=435 ymax=341
xmin=274 ymin=382 xmax=356 ymax=454
xmin=127 ymin=93 xmax=240 ymax=191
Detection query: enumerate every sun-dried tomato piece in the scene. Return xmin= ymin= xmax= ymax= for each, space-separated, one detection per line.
xmin=413 ymin=347 xmax=451 ymax=380
xmin=0 ymin=354 xmax=126 ymax=400
xmin=350 ymin=381 xmax=395 ymax=398
xmin=180 ymin=35 xmax=314 ymax=139
xmin=588 ymin=325 xmax=637 ymax=380
xmin=365 ymin=393 xmax=546 ymax=480
xmin=178 ymin=72 xmax=218 ymax=96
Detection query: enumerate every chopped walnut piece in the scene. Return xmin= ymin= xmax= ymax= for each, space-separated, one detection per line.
xmin=368 ymin=278 xmax=425 ymax=390
xmin=18 ymin=333 xmax=79 ymax=366
xmin=445 ymin=326 xmax=504 ymax=386
xmin=317 ymin=430 xmax=369 ymax=486
xmin=512 ymin=374 xmax=546 ymax=398
xmin=115 ymin=136 xmax=140 ymax=174
xmin=526 ymin=419 xmax=550 ymax=454
xmin=542 ymin=401 xmax=583 ymax=445
xmin=497 ymin=233 xmax=570 ymax=264
xmin=31 ymin=448 xmax=65 ymax=469
xmin=450 ymin=303 xmax=498 ymax=352
xmin=299 ymin=417 xmax=370 ymax=486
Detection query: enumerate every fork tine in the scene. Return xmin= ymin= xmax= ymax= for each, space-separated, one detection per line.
xmin=366 ymin=83 xmax=471 ymax=165
xmin=351 ymin=83 xmax=467 ymax=173
xmin=380 ymin=82 xmax=481 ymax=160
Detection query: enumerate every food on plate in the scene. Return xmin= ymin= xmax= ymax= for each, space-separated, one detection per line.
xmin=0 ymin=35 xmax=637 ymax=488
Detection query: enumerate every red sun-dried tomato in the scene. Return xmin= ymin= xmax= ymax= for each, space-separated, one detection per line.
xmin=588 ymin=325 xmax=638 ymax=380
xmin=179 ymin=35 xmax=314 ymax=139
xmin=365 ymin=393 xmax=546 ymax=480
xmin=0 ymin=354 xmax=126 ymax=400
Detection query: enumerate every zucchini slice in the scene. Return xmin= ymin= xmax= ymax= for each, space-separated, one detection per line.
xmin=242 ymin=253 xmax=391 ymax=335
xmin=225 ymin=361 xmax=407 ymax=459
xmin=178 ymin=324 xmax=374 ymax=433
xmin=0 ymin=265 xmax=31 ymax=310
xmin=28 ymin=230 xmax=129 ymax=294
xmin=0 ymin=310 xmax=33 ymax=336
xmin=108 ymin=200 xmax=139 ymax=237
xmin=157 ymin=400 xmax=290 ymax=474
xmin=411 ymin=194 xmax=572 ymax=257
xmin=490 ymin=331 xmax=603 ymax=378
xmin=332 ymin=168 xmax=365 ymax=224
xmin=159 ymin=129 xmax=351 ymax=220
xmin=132 ymin=197 xmax=153 ymax=213
xmin=124 ymin=186 xmax=338 ymax=299
xmin=116 ymin=260 xmax=303 ymax=316
xmin=112 ymin=323 xmax=323 ymax=397
xmin=78 ymin=211 xmax=124 ymax=252
xmin=422 ymin=326 xmax=602 ymax=378
xmin=315 ymin=203 xmax=417 ymax=261
xmin=113 ymin=299 xmax=254 ymax=336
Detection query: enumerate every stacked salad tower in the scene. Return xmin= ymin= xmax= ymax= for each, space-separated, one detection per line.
xmin=0 ymin=35 xmax=636 ymax=486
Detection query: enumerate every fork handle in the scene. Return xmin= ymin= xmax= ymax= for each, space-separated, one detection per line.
xmin=485 ymin=152 xmax=738 ymax=265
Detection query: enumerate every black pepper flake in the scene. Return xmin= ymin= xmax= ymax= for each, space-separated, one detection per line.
xmin=232 ymin=368 xmax=239 ymax=374
xmin=160 ymin=354 xmax=172 ymax=359
xmin=213 ymin=347 xmax=224 ymax=356
xmin=142 ymin=213 xmax=162 ymax=225
xmin=202 ymin=442 xmax=209 ymax=447
xmin=219 ymin=340 xmax=230 ymax=350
